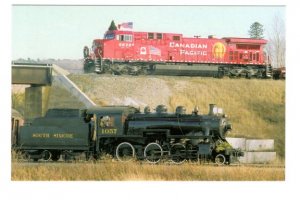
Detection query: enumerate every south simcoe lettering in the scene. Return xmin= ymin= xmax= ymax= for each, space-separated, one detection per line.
xmin=32 ymin=133 xmax=74 ymax=139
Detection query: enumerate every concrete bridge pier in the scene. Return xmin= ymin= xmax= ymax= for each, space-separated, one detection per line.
xmin=24 ymin=85 xmax=51 ymax=123
xmin=12 ymin=63 xmax=53 ymax=123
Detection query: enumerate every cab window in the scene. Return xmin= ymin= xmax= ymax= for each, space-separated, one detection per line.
xmin=104 ymin=33 xmax=115 ymax=39
xmin=156 ymin=33 xmax=163 ymax=39
xmin=148 ymin=33 xmax=154 ymax=39
xmin=99 ymin=115 xmax=115 ymax=128
xmin=173 ymin=36 xmax=180 ymax=41
xmin=118 ymin=34 xmax=133 ymax=42
xmin=125 ymin=35 xmax=132 ymax=42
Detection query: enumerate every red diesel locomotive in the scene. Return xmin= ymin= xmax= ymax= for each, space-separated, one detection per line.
xmin=83 ymin=21 xmax=272 ymax=78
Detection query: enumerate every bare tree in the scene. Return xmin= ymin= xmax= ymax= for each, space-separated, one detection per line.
xmin=266 ymin=14 xmax=286 ymax=68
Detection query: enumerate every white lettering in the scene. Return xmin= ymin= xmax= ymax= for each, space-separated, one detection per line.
xmin=169 ymin=42 xmax=208 ymax=49
xmin=179 ymin=50 xmax=207 ymax=56
xmin=119 ymin=43 xmax=134 ymax=48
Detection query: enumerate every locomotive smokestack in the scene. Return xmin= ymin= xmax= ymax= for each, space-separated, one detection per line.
xmin=209 ymin=104 xmax=216 ymax=115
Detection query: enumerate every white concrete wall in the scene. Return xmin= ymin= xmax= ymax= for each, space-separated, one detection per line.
xmin=226 ymin=138 xmax=246 ymax=150
xmin=227 ymin=138 xmax=274 ymax=151
xmin=227 ymin=138 xmax=276 ymax=164
xmin=246 ymin=139 xmax=274 ymax=151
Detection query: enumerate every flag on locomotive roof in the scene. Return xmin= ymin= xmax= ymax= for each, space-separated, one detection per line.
xmin=118 ymin=22 xmax=133 ymax=30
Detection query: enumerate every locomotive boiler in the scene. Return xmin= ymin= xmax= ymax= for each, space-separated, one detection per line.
xmin=83 ymin=21 xmax=272 ymax=78
xmin=15 ymin=104 xmax=243 ymax=165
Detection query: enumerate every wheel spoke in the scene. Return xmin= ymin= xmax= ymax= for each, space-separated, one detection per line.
xmin=41 ymin=150 xmax=52 ymax=161
xmin=170 ymin=144 xmax=186 ymax=164
xmin=215 ymin=154 xmax=226 ymax=165
xmin=144 ymin=143 xmax=163 ymax=164
xmin=116 ymin=142 xmax=135 ymax=162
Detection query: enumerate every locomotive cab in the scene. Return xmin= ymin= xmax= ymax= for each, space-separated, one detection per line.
xmin=86 ymin=106 xmax=139 ymax=136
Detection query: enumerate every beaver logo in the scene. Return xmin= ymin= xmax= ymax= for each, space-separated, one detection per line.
xmin=212 ymin=42 xmax=226 ymax=59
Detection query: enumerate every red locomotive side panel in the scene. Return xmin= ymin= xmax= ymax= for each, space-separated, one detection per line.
xmin=93 ymin=30 xmax=267 ymax=66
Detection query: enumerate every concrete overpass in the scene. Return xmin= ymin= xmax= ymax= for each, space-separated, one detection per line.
xmin=12 ymin=63 xmax=53 ymax=86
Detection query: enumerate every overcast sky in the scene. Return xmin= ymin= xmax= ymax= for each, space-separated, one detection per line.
xmin=12 ymin=5 xmax=285 ymax=59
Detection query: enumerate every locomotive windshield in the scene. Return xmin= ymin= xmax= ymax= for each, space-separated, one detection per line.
xmin=104 ymin=33 xmax=115 ymax=40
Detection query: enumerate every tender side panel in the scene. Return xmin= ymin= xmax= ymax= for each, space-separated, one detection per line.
xmin=18 ymin=119 xmax=90 ymax=150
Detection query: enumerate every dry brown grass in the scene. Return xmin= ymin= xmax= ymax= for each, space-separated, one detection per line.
xmin=164 ymin=77 xmax=285 ymax=158
xmin=11 ymin=160 xmax=284 ymax=181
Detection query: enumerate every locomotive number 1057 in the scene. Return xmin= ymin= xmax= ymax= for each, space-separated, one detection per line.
xmin=101 ymin=128 xmax=117 ymax=134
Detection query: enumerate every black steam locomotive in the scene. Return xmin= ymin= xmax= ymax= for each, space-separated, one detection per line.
xmin=14 ymin=104 xmax=243 ymax=165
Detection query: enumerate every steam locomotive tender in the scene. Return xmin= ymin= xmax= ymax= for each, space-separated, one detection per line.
xmin=15 ymin=104 xmax=243 ymax=165
xmin=84 ymin=21 xmax=272 ymax=78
